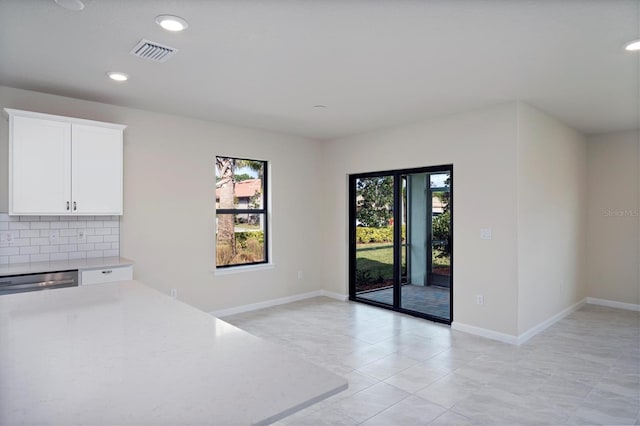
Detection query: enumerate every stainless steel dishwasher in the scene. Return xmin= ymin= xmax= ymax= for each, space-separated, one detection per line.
xmin=0 ymin=270 xmax=79 ymax=295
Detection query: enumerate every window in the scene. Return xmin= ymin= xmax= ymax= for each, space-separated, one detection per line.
xmin=215 ymin=157 xmax=268 ymax=268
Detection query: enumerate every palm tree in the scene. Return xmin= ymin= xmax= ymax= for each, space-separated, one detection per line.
xmin=216 ymin=157 xmax=236 ymax=257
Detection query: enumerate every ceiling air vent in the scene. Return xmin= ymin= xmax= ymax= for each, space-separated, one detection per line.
xmin=130 ymin=39 xmax=178 ymax=63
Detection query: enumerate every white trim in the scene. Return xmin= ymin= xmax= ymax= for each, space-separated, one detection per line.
xmin=211 ymin=290 xmax=323 ymax=317
xmin=453 ymin=299 xmax=587 ymax=345
xmin=3 ymin=108 xmax=126 ymax=130
xmin=210 ymin=289 xmax=349 ymax=318
xmin=451 ymin=321 xmax=519 ymax=345
xmin=320 ymin=290 xmax=348 ymax=301
xmin=516 ymin=298 xmax=586 ymax=345
xmin=586 ymin=297 xmax=640 ymax=312
xmin=211 ymin=263 xmax=275 ymax=276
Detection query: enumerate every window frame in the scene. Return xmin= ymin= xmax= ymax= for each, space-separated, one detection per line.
xmin=215 ymin=157 xmax=269 ymax=269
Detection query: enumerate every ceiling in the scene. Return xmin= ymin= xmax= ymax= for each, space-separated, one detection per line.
xmin=0 ymin=0 xmax=638 ymax=140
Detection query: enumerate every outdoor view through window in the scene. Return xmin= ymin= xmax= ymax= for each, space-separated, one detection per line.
xmin=215 ymin=157 xmax=267 ymax=267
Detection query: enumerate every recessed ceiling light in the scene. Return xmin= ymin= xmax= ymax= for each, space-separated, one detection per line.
xmin=624 ymin=39 xmax=640 ymax=51
xmin=155 ymin=15 xmax=189 ymax=32
xmin=107 ymin=72 xmax=129 ymax=82
xmin=313 ymin=105 xmax=327 ymax=110
xmin=54 ymin=0 xmax=85 ymax=11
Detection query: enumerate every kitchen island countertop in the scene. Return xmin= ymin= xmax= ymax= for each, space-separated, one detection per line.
xmin=0 ymin=280 xmax=347 ymax=425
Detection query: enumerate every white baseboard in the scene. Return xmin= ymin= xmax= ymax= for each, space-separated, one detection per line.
xmin=211 ymin=290 xmax=323 ymax=317
xmin=453 ymin=298 xmax=587 ymax=346
xmin=451 ymin=322 xmax=519 ymax=345
xmin=586 ymin=297 xmax=640 ymax=312
xmin=211 ymin=289 xmax=349 ymax=318
xmin=516 ymin=298 xmax=586 ymax=345
xmin=320 ymin=290 xmax=348 ymax=301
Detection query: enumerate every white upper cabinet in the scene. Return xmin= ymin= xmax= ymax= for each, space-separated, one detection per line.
xmin=11 ymin=115 xmax=72 ymax=214
xmin=5 ymin=109 xmax=126 ymax=216
xmin=71 ymin=124 xmax=123 ymax=215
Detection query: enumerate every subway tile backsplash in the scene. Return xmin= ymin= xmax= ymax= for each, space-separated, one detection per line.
xmin=0 ymin=214 xmax=119 ymax=265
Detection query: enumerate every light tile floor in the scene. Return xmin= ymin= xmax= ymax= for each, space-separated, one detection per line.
xmin=223 ymin=298 xmax=640 ymax=425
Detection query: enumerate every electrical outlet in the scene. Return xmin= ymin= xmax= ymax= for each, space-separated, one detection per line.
xmin=49 ymin=230 xmax=59 ymax=242
xmin=77 ymin=230 xmax=85 ymax=242
xmin=476 ymin=294 xmax=484 ymax=305
xmin=297 ymin=270 xmax=303 ymax=280
xmin=1 ymin=232 xmax=14 ymax=244
xmin=170 ymin=289 xmax=178 ymax=299
xmin=480 ymin=228 xmax=492 ymax=240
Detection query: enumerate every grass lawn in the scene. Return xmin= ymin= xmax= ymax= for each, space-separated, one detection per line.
xmin=356 ymin=244 xmax=450 ymax=280
xmin=235 ymin=223 xmax=261 ymax=231
xmin=356 ymin=244 xmax=395 ymax=280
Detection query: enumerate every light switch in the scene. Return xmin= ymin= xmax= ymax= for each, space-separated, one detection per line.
xmin=480 ymin=228 xmax=492 ymax=240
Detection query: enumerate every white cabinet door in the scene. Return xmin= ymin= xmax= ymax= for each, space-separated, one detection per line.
xmin=10 ymin=115 xmax=71 ymax=214
xmin=71 ymin=124 xmax=123 ymax=215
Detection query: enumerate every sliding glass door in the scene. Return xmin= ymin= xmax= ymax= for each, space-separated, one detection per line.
xmin=349 ymin=165 xmax=453 ymax=323
xmin=352 ymin=174 xmax=396 ymax=307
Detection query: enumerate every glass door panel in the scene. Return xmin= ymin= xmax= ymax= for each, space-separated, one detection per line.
xmin=398 ymin=170 xmax=452 ymax=321
xmin=430 ymin=173 xmax=451 ymax=297
xmin=402 ymin=172 xmax=432 ymax=316
xmin=353 ymin=175 xmax=395 ymax=306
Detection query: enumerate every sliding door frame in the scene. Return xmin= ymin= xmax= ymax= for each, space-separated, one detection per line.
xmin=348 ymin=164 xmax=454 ymax=324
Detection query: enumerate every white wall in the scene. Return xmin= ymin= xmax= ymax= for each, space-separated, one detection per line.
xmin=321 ymin=103 xmax=520 ymax=336
xmin=0 ymin=86 xmax=324 ymax=312
xmin=516 ymin=103 xmax=588 ymax=335
xmin=587 ymin=130 xmax=640 ymax=305
xmin=3 ymin=84 xmax=633 ymax=339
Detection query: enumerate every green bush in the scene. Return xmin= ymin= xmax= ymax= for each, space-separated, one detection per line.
xmin=432 ymin=211 xmax=450 ymax=257
xmin=235 ymin=231 xmax=264 ymax=248
xmin=355 ymin=226 xmax=405 ymax=244
xmin=356 ymin=226 xmax=391 ymax=243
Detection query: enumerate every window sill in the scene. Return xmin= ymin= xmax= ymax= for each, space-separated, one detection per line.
xmin=211 ymin=263 xmax=275 ymax=276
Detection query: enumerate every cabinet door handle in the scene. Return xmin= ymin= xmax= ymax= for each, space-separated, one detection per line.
xmin=73 ymin=201 xmax=77 ymax=211
xmin=102 ymin=270 xmax=113 ymax=274
xmin=66 ymin=201 xmax=70 ymax=211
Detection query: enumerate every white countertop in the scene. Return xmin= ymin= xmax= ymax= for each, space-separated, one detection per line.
xmin=0 ymin=256 xmax=134 ymax=277
xmin=0 ymin=281 xmax=347 ymax=425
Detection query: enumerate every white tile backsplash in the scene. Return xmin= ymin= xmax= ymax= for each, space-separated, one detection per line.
xmin=18 ymin=216 xmax=40 ymax=222
xmin=60 ymin=229 xmax=76 ymax=237
xmin=10 ymin=255 xmax=29 ymax=263
xmin=0 ymin=214 xmax=120 ymax=264
xmin=40 ymin=246 xmax=59 ymax=253
xmin=30 ymin=222 xmax=50 ymax=229
xmin=13 ymin=238 xmax=31 ymax=247
xmin=50 ymin=253 xmax=69 ymax=261
xmin=9 ymin=222 xmax=29 ymax=230
xmin=69 ymin=252 xmax=86 ymax=260
xmin=30 ymin=254 xmax=50 ymax=262
xmin=0 ymin=247 xmax=19 ymax=256
xmin=50 ymin=222 xmax=70 ymax=229
xmin=20 ymin=230 xmax=40 ymax=238
xmin=19 ymin=246 xmax=39 ymax=255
